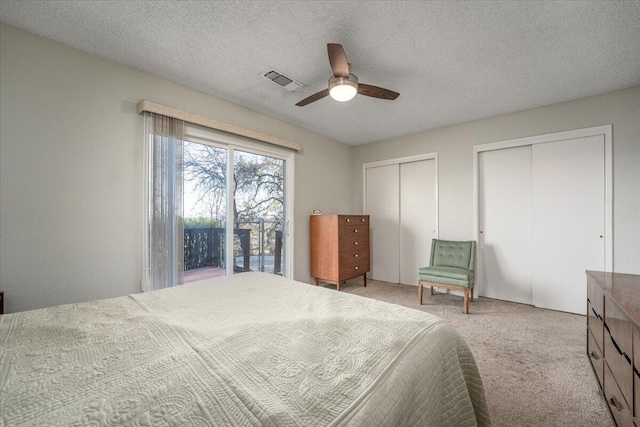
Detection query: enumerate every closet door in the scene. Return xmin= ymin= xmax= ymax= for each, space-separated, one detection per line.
xmin=366 ymin=164 xmax=400 ymax=283
xmin=532 ymin=135 xmax=605 ymax=315
xmin=478 ymin=146 xmax=533 ymax=304
xmin=400 ymin=159 xmax=437 ymax=285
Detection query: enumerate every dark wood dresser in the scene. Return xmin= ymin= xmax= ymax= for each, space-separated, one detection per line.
xmin=310 ymin=215 xmax=370 ymax=291
xmin=586 ymin=270 xmax=640 ymax=427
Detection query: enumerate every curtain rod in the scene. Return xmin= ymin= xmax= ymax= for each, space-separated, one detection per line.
xmin=137 ymin=100 xmax=302 ymax=151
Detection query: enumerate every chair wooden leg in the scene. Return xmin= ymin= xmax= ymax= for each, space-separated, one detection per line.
xmin=418 ymin=282 xmax=423 ymax=304
xmin=463 ymin=288 xmax=470 ymax=314
xmin=471 ymin=286 xmax=474 ymax=300
xmin=430 ymin=286 xmax=434 ymax=295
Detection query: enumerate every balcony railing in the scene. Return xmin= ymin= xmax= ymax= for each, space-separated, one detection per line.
xmin=184 ymin=221 xmax=283 ymax=275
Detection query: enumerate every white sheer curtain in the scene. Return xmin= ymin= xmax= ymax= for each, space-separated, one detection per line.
xmin=143 ymin=112 xmax=184 ymax=291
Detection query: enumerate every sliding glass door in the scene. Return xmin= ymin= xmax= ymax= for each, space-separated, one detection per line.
xmin=180 ymin=125 xmax=292 ymax=283
xmin=182 ymin=141 xmax=228 ymax=282
xmin=232 ymin=150 xmax=285 ymax=275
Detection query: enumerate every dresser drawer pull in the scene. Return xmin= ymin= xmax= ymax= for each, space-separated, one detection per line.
xmin=361 ymin=218 xmax=365 ymax=222
xmin=354 ymin=229 xmax=358 ymax=233
xmin=354 ymin=266 xmax=359 ymax=270
xmin=354 ymin=254 xmax=358 ymax=258
xmin=608 ymin=396 xmax=623 ymax=411
xmin=346 ymin=218 xmax=350 ymax=222
xmin=589 ymin=351 xmax=600 ymax=360
xmin=354 ymin=242 xmax=359 ymax=245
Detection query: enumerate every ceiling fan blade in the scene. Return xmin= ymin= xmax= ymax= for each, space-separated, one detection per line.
xmin=357 ymin=83 xmax=400 ymax=100
xmin=296 ymin=89 xmax=330 ymax=106
xmin=327 ymin=43 xmax=350 ymax=78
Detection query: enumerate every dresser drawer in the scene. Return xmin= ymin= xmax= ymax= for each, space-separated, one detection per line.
xmin=339 ymin=246 xmax=369 ymax=264
xmin=339 ymin=262 xmax=368 ymax=280
xmin=605 ymin=297 xmax=634 ymax=407
xmin=587 ymin=327 xmax=604 ymax=389
xmin=338 ymin=224 xmax=369 ymax=240
xmin=606 ymin=296 xmax=633 ymax=359
xmin=339 ymin=235 xmax=369 ymax=252
xmin=588 ymin=300 xmax=604 ymax=352
xmin=338 ymin=215 xmax=369 ymax=226
xmin=634 ymin=326 xmax=639 ymax=424
xmin=605 ymin=363 xmax=634 ymax=427
xmin=588 ymin=277 xmax=605 ymax=351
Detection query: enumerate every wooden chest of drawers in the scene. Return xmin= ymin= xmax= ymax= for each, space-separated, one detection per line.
xmin=310 ymin=215 xmax=370 ymax=291
xmin=586 ymin=271 xmax=640 ymax=427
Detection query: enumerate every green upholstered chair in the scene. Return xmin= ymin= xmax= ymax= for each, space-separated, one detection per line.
xmin=418 ymin=239 xmax=476 ymax=314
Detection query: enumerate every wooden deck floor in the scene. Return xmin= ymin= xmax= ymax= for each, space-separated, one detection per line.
xmin=183 ymin=267 xmax=226 ymax=283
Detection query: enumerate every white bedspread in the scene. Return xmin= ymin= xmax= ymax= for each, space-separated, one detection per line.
xmin=0 ymin=272 xmax=490 ymax=426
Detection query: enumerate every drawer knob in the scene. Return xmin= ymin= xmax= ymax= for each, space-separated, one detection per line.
xmin=354 ymin=254 xmax=358 ymax=258
xmin=354 ymin=242 xmax=359 ymax=245
xmin=354 ymin=229 xmax=358 ymax=233
xmin=608 ymin=396 xmax=623 ymax=411
xmin=346 ymin=219 xmax=350 ymax=222
xmin=589 ymin=351 xmax=600 ymax=360
xmin=361 ymin=218 xmax=365 ymax=222
xmin=354 ymin=266 xmax=359 ymax=270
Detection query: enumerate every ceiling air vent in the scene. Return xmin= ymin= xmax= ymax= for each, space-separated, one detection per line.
xmin=261 ymin=69 xmax=303 ymax=92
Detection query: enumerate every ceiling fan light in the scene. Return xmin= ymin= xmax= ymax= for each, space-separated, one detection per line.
xmin=330 ymin=84 xmax=357 ymax=102
xmin=329 ymin=74 xmax=358 ymax=102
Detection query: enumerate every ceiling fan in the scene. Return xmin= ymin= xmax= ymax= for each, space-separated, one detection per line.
xmin=296 ymin=43 xmax=400 ymax=107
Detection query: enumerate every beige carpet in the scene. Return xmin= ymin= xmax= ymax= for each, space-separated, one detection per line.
xmin=331 ymin=278 xmax=613 ymax=427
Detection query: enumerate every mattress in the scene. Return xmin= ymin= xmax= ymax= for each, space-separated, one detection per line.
xmin=0 ymin=272 xmax=490 ymax=426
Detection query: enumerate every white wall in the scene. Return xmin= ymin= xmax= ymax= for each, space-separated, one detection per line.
xmin=0 ymin=24 xmax=354 ymax=313
xmin=353 ymin=87 xmax=640 ymax=274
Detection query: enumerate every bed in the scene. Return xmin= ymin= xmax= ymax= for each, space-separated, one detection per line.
xmin=0 ymin=272 xmax=490 ymax=426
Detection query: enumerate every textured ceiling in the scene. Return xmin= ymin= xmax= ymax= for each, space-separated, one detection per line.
xmin=1 ymin=1 xmax=639 ymax=146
